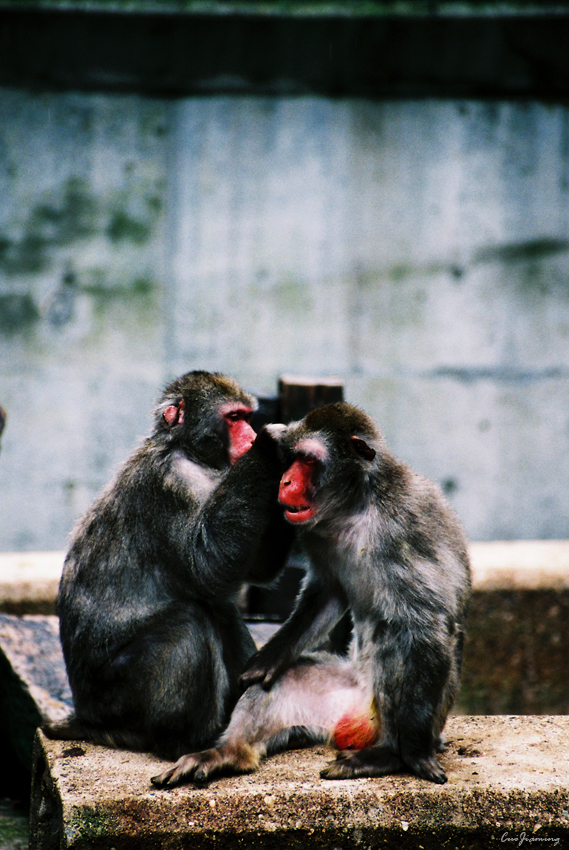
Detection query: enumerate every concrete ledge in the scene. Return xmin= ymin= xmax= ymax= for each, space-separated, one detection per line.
xmin=469 ymin=541 xmax=569 ymax=591
xmin=30 ymin=717 xmax=569 ymax=850
xmin=0 ymin=615 xmax=72 ymax=772
xmin=2 ymin=541 xmax=569 ymax=614
xmin=0 ymin=552 xmax=65 ymax=615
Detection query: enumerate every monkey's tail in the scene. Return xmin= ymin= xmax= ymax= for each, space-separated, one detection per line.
xmin=42 ymin=717 xmax=145 ymax=751
xmin=42 ymin=716 xmax=90 ymax=741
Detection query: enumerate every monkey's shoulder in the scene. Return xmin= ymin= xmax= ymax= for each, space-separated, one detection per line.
xmin=59 ymin=447 xmax=221 ymax=580
xmin=163 ymin=450 xmax=223 ymax=502
xmin=372 ymin=462 xmax=469 ymax=559
xmin=108 ymin=445 xmax=221 ymax=509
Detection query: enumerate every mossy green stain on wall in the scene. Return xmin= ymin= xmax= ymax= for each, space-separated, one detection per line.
xmin=0 ymin=175 xmax=164 ymax=277
xmin=0 ymin=293 xmax=40 ymax=332
xmin=106 ymin=209 xmax=153 ymax=245
xmin=82 ymin=276 xmax=155 ymax=299
xmin=0 ymin=178 xmax=97 ymax=276
xmin=474 ymin=237 xmax=569 ymax=265
xmin=0 ymin=172 xmax=164 ymax=335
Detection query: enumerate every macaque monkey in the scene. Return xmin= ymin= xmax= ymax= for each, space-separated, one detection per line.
xmin=152 ymin=402 xmax=471 ymax=787
xmin=46 ymin=371 xmax=293 ymax=759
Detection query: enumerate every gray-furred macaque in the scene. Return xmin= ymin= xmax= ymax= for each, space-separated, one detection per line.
xmin=152 ymin=402 xmax=471 ymax=787
xmin=45 ymin=371 xmax=294 ymax=760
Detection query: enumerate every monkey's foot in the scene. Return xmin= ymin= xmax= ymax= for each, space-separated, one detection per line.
xmin=403 ymin=753 xmax=448 ymax=784
xmin=320 ymin=745 xmax=403 ymax=780
xmin=321 ymin=745 xmax=448 ymax=784
xmin=151 ymin=743 xmax=259 ymax=788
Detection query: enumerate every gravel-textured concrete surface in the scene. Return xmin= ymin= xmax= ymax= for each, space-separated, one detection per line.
xmin=30 ymin=717 xmax=569 ymax=849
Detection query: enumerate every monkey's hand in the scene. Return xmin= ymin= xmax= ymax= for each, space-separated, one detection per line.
xmin=247 ymin=424 xmax=286 ymax=471
xmin=151 ymin=742 xmax=259 ymax=789
xmin=239 ymin=647 xmax=290 ymax=692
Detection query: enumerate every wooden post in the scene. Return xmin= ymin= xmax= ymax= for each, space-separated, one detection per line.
xmin=278 ymin=375 xmax=344 ymax=423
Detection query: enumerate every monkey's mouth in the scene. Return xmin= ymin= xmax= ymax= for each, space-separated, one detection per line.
xmin=282 ymin=504 xmax=316 ymax=524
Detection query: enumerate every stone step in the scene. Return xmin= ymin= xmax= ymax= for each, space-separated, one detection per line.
xmin=29 ymin=716 xmax=569 ymax=850
xmin=1 ymin=540 xmax=569 ymax=787
xmin=0 ymin=614 xmax=72 ymax=780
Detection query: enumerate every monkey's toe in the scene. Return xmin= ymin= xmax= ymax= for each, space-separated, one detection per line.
xmin=150 ymin=770 xmax=176 ymax=788
xmin=151 ymin=753 xmax=207 ymax=788
xmin=320 ymin=760 xmax=354 ymax=780
xmin=406 ymin=755 xmax=448 ymax=784
xmin=192 ymin=765 xmax=214 ymax=785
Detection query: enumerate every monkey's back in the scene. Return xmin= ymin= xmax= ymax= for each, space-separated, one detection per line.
xmin=57 ymin=441 xmax=214 ymax=680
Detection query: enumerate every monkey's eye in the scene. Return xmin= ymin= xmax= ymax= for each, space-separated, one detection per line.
xmin=225 ymin=409 xmax=251 ymax=424
xmin=299 ymin=456 xmax=320 ymax=474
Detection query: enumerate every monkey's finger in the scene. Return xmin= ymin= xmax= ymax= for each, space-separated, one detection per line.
xmin=260 ymin=674 xmax=276 ymax=691
xmin=259 ymin=666 xmax=285 ymax=691
xmin=239 ymin=668 xmax=266 ymax=691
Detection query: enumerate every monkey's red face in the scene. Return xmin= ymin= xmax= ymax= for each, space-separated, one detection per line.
xmin=278 ymin=457 xmax=318 ymax=524
xmin=221 ymin=404 xmax=256 ymax=465
xmin=279 ymin=435 xmax=329 ymax=524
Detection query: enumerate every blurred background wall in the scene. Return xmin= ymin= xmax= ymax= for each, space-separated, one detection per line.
xmin=1 ymin=2 xmax=569 ymax=549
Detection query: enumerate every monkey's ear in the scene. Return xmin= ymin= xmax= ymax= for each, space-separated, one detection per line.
xmin=350 ymin=435 xmax=376 ymax=462
xmin=163 ymin=400 xmax=185 ymax=427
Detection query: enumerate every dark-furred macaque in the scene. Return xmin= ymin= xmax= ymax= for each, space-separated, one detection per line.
xmin=46 ymin=371 xmax=294 ymax=759
xmin=152 ymin=402 xmax=471 ymax=787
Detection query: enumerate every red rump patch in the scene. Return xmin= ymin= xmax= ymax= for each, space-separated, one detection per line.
xmin=333 ymin=712 xmax=379 ymax=751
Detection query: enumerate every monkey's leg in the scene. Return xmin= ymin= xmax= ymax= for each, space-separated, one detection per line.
xmin=322 ymin=630 xmax=451 ymax=785
xmin=67 ymin=602 xmax=253 ymax=761
xmin=151 ymin=654 xmax=371 ymax=788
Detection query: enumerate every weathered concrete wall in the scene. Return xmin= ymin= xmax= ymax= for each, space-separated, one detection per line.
xmin=0 ymin=89 xmax=168 ymax=549
xmin=168 ymin=97 xmax=569 ymax=542
xmin=1 ymin=91 xmax=569 ymax=548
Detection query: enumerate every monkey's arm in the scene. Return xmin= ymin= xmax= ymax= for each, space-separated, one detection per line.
xmin=240 ymin=576 xmax=348 ymax=691
xmin=167 ymin=427 xmax=286 ymax=599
